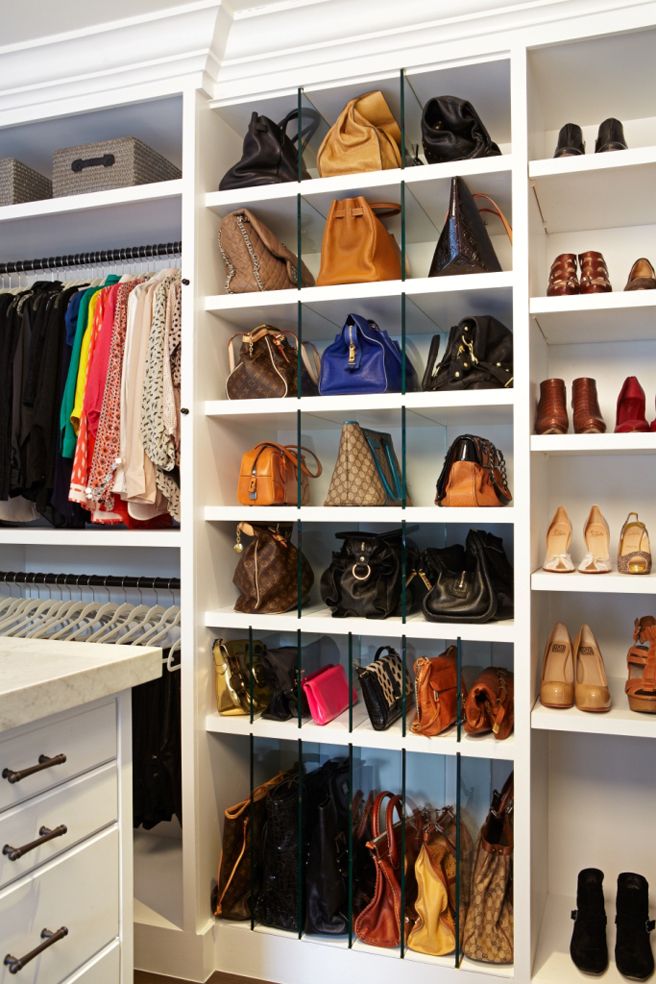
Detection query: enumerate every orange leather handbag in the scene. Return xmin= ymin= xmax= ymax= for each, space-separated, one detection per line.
xmin=435 ymin=434 xmax=512 ymax=508
xmin=463 ymin=666 xmax=514 ymax=740
xmin=316 ymin=91 xmax=402 ymax=177
xmin=316 ymin=198 xmax=402 ymax=286
xmin=237 ymin=442 xmax=322 ymax=506
xmin=411 ymin=646 xmax=463 ymax=737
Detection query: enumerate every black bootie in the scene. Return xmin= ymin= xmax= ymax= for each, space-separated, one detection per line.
xmin=615 ymin=873 xmax=655 ymax=981
xmin=570 ymin=868 xmax=609 ymax=974
xmin=554 ymin=123 xmax=585 ymax=157
xmin=595 ymin=117 xmax=628 ymax=153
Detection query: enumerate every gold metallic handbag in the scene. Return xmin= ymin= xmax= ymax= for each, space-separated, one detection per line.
xmin=212 ymin=637 xmax=271 ymax=716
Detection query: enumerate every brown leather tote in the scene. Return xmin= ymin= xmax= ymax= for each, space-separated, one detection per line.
xmin=232 ymin=522 xmax=314 ymax=613
xmin=411 ymin=646 xmax=463 ymax=737
xmin=316 ymin=198 xmax=401 ymax=286
xmin=463 ymin=666 xmax=514 ymax=740
xmin=317 ymin=91 xmax=402 ymax=177
xmin=237 ymin=442 xmax=322 ymax=506
xmin=218 ymin=208 xmax=314 ymax=293
xmin=435 ymin=435 xmax=512 ymax=508
xmin=354 ymin=791 xmax=420 ymax=948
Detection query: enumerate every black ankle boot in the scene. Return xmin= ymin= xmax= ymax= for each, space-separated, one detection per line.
xmin=615 ymin=873 xmax=655 ymax=981
xmin=595 ymin=117 xmax=628 ymax=152
xmin=554 ymin=123 xmax=585 ymax=157
xmin=570 ymin=868 xmax=609 ymax=974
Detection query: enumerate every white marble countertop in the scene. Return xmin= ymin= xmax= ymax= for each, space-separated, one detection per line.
xmin=0 ymin=637 xmax=162 ymax=732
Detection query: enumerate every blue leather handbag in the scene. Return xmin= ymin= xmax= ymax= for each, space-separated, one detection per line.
xmin=319 ymin=313 xmax=417 ymax=395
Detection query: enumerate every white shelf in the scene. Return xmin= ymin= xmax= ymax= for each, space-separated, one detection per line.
xmin=204 ymin=606 xmax=516 ymax=643
xmin=205 ymin=708 xmax=515 ymax=760
xmin=532 ymin=570 xmax=656 ymax=594
xmin=205 ymin=506 xmax=514 ymax=524
xmin=531 ymin=433 xmax=656 ymax=455
xmin=0 ymin=180 xmax=182 ymax=261
xmin=529 ymin=146 xmax=656 ymax=232
xmin=532 ymin=677 xmax=656 ymax=740
xmin=530 ymin=291 xmax=656 ymax=345
xmin=0 ymin=528 xmax=182 ymax=548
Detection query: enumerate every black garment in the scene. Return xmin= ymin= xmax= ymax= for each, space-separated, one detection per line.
xmin=132 ymin=653 xmax=182 ymax=830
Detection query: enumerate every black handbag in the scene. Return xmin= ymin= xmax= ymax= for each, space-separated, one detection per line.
xmin=429 ymin=176 xmax=510 ymax=277
xmin=423 ymin=316 xmax=513 ymax=391
xmin=254 ymin=772 xmax=301 ymax=931
xmin=260 ymin=646 xmax=308 ymax=722
xmin=422 ymin=96 xmax=501 ymax=163
xmin=320 ymin=528 xmax=421 ymax=619
xmin=219 ymin=108 xmax=320 ymax=190
xmin=304 ymin=758 xmax=350 ymax=935
xmin=356 ymin=646 xmax=413 ymax=731
xmin=422 ymin=529 xmax=513 ymax=623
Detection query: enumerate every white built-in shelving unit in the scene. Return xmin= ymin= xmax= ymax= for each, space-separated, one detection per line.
xmin=1 ymin=3 xmax=656 ymax=982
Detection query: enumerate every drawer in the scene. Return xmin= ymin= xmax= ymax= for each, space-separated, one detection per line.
xmin=0 ymin=763 xmax=117 ymax=889
xmin=0 ymin=702 xmax=116 ymax=814
xmin=0 ymin=827 xmax=119 ymax=984
xmin=62 ymin=942 xmax=120 ymax=984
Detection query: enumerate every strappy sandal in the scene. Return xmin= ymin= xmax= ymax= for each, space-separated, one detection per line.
xmin=547 ymin=253 xmax=579 ymax=296
xmin=626 ymin=616 xmax=656 ymax=713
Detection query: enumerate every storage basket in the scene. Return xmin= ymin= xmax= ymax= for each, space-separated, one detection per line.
xmin=52 ymin=136 xmax=181 ymax=197
xmin=0 ymin=158 xmax=52 ymax=206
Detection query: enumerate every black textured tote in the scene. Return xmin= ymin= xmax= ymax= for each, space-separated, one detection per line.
xmin=424 ymin=316 xmax=513 ymax=391
xmin=422 ymin=96 xmax=501 ymax=163
xmin=219 ymin=108 xmax=320 ymax=190
xmin=429 ymin=176 xmax=510 ymax=277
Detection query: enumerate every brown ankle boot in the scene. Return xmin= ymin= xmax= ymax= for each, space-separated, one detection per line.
xmin=536 ymin=378 xmax=568 ymax=434
xmin=572 ymin=377 xmax=606 ymax=434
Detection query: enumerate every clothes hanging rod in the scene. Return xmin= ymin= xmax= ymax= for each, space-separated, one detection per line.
xmin=0 ymin=240 xmax=182 ymax=276
xmin=0 ymin=571 xmax=180 ymax=590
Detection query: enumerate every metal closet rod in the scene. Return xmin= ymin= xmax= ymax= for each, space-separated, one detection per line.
xmin=0 ymin=571 xmax=180 ymax=590
xmin=0 ymin=240 xmax=182 ymax=276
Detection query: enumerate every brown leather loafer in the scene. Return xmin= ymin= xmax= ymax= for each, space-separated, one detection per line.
xmin=572 ymin=377 xmax=606 ymax=434
xmin=579 ymin=251 xmax=612 ymax=293
xmin=536 ymin=378 xmax=568 ymax=434
xmin=625 ymin=257 xmax=656 ymax=291
xmin=547 ymin=253 xmax=579 ymax=296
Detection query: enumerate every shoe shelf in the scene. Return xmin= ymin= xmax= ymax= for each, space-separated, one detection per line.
xmin=205 ymin=506 xmax=515 ymax=524
xmin=205 ymin=708 xmax=515 ymax=760
xmin=531 ymin=570 xmax=656 ymax=593
xmin=530 ymin=292 xmax=656 ymax=344
xmin=203 ymin=607 xmax=516 ymax=644
xmin=534 ymin=893 xmax=628 ymax=984
xmin=529 ymin=146 xmax=656 ymax=233
xmin=532 ymin=678 xmax=656 ymax=741
xmin=531 ymin=434 xmax=656 ymax=455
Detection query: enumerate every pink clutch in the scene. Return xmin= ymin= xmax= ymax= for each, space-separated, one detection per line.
xmin=302 ymin=664 xmax=358 ymax=725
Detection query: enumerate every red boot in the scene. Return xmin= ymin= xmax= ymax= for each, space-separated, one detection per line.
xmin=615 ymin=377 xmax=649 ymax=433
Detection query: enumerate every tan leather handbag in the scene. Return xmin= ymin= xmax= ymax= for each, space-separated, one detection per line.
xmin=463 ymin=773 xmax=514 ymax=964
xmin=436 ymin=435 xmax=512 ymax=508
xmin=316 ymin=198 xmax=401 ymax=286
xmin=411 ymin=646 xmax=463 ymax=737
xmin=463 ymin=666 xmax=514 ymax=740
xmin=232 ymin=522 xmax=314 ymax=614
xmin=237 ymin=442 xmax=322 ymax=506
xmin=317 ymin=90 xmax=402 ymax=177
xmin=218 ymin=208 xmax=314 ymax=293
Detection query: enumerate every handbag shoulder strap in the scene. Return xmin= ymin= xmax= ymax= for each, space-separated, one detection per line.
xmin=472 ymin=193 xmax=513 ymax=243
xmin=278 ymin=107 xmax=321 ymax=152
xmin=283 ymin=444 xmax=322 ymax=478
xmin=361 ymin=428 xmax=404 ymax=501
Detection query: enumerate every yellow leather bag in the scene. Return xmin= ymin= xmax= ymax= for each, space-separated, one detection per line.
xmin=237 ymin=442 xmax=322 ymax=506
xmin=317 ymin=91 xmax=402 ymax=177
xmin=316 ymin=198 xmax=401 ymax=287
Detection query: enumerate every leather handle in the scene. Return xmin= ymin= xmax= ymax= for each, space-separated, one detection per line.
xmin=472 ymin=193 xmax=513 ymax=243
xmin=284 ymin=445 xmax=322 ymax=478
xmin=370 ymin=202 xmax=402 ymax=218
xmin=385 ymin=795 xmax=404 ymax=868
xmin=371 ymin=790 xmax=395 ymax=840
xmin=71 ymin=153 xmax=115 ymax=173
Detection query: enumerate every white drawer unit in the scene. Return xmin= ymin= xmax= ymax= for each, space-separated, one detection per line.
xmin=0 ymin=702 xmax=116 ymax=814
xmin=0 ymin=827 xmax=119 ymax=984
xmin=0 ymin=763 xmax=117 ymax=890
xmin=62 ymin=942 xmax=120 ymax=984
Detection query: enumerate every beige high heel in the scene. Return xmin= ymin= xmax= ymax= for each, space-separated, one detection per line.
xmin=540 ymin=622 xmax=574 ymax=708
xmin=618 ymin=512 xmax=652 ymax=574
xmin=574 ymin=624 xmax=611 ymax=713
xmin=578 ymin=505 xmax=611 ymax=573
xmin=543 ymin=506 xmax=574 ymax=572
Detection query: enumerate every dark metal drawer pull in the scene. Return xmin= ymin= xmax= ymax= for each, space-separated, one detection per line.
xmin=2 ymin=753 xmax=67 ymax=784
xmin=4 ymin=927 xmax=69 ymax=974
xmin=3 ymin=825 xmax=68 ymax=862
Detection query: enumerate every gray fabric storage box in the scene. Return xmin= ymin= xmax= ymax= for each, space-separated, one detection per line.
xmin=0 ymin=158 xmax=52 ymax=206
xmin=52 ymin=136 xmax=181 ymax=197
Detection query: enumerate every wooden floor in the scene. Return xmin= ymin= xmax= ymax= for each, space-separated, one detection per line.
xmin=135 ymin=972 xmax=269 ymax=984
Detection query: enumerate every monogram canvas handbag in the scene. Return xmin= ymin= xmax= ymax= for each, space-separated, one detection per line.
xmin=218 ymin=208 xmax=315 ymax=292
xmin=226 ymin=325 xmax=320 ymax=399
xmin=232 ymin=522 xmax=314 ymax=614
xmin=324 ymin=422 xmax=406 ymax=506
